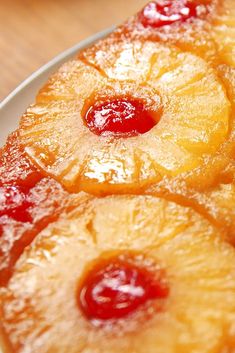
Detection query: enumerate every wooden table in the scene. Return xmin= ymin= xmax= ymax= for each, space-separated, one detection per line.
xmin=0 ymin=0 xmax=146 ymax=101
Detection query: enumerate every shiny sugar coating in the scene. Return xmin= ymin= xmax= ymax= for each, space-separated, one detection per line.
xmin=78 ymin=256 xmax=168 ymax=321
xmin=19 ymin=44 xmax=230 ymax=195
xmin=139 ymin=0 xmax=199 ymax=28
xmin=84 ymin=98 xmax=157 ymax=137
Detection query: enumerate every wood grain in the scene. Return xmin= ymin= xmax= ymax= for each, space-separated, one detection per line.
xmin=0 ymin=0 xmax=146 ymax=101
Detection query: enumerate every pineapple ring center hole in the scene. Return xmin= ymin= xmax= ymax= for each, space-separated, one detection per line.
xmin=77 ymin=253 xmax=169 ymax=323
xmin=83 ymin=97 xmax=161 ymax=137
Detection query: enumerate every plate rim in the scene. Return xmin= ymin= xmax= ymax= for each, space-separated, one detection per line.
xmin=0 ymin=27 xmax=114 ymax=110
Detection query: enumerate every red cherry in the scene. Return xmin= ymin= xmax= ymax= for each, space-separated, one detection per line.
xmin=0 ymin=185 xmax=33 ymax=223
xmin=78 ymin=257 xmax=169 ymax=321
xmin=84 ymin=98 xmax=157 ymax=137
xmin=139 ymin=0 xmax=199 ymax=28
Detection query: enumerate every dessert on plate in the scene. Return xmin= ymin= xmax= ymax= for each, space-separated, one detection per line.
xmin=0 ymin=0 xmax=235 ymax=352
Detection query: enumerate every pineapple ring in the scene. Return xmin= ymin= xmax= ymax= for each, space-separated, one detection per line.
xmin=211 ymin=0 xmax=235 ymax=68
xmin=199 ymin=181 xmax=235 ymax=242
xmin=1 ymin=195 xmax=235 ymax=353
xmin=19 ymin=41 xmax=230 ymax=194
xmin=146 ymin=169 xmax=235 ymax=244
xmin=122 ymin=0 xmax=234 ymax=67
xmin=120 ymin=0 xmax=220 ymax=65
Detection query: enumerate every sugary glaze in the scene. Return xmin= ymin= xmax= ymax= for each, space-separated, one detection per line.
xmin=0 ymin=0 xmax=235 ymax=352
xmin=2 ymin=196 xmax=235 ymax=353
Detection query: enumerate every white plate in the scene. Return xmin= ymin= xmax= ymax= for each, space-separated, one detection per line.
xmin=0 ymin=27 xmax=113 ymax=353
xmin=0 ymin=27 xmax=113 ymax=147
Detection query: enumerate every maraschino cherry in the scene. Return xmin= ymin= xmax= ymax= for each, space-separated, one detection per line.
xmin=84 ymin=98 xmax=157 ymax=137
xmin=140 ymin=0 xmax=200 ymax=28
xmin=0 ymin=185 xmax=33 ymax=223
xmin=78 ymin=256 xmax=168 ymax=321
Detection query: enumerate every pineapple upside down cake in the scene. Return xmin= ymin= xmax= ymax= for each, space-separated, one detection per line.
xmin=0 ymin=0 xmax=235 ymax=352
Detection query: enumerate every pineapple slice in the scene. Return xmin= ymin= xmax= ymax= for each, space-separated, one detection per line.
xmin=217 ymin=64 xmax=235 ymax=141
xmin=1 ymin=195 xmax=235 ymax=353
xmin=0 ymin=132 xmax=92 ymax=286
xmin=202 ymin=181 xmax=235 ymax=242
xmin=211 ymin=0 xmax=235 ymax=67
xmin=146 ymin=168 xmax=235 ymax=244
xmin=0 ymin=177 xmax=86 ymax=287
xmin=119 ymin=0 xmax=220 ymax=64
xmin=121 ymin=0 xmax=234 ymax=67
xmin=19 ymin=41 xmax=230 ymax=195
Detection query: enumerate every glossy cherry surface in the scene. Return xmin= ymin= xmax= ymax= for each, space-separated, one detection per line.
xmin=84 ymin=98 xmax=157 ymax=137
xmin=139 ymin=0 xmax=199 ymax=28
xmin=78 ymin=257 xmax=168 ymax=321
xmin=0 ymin=185 xmax=33 ymax=223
